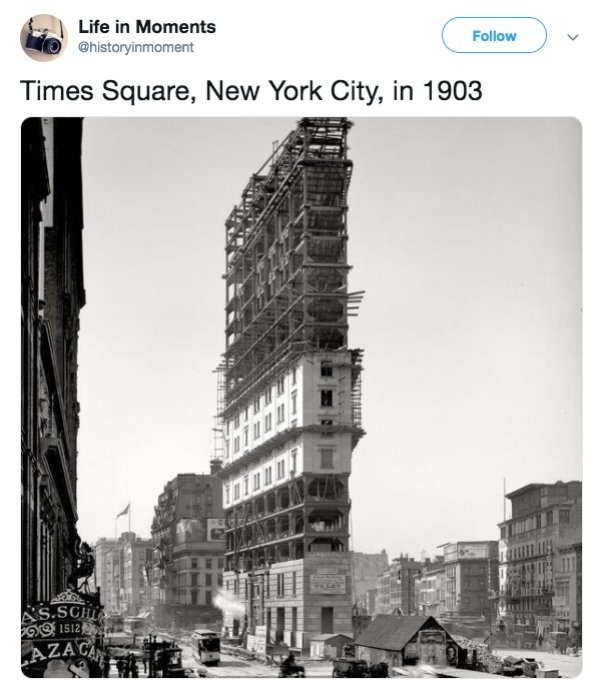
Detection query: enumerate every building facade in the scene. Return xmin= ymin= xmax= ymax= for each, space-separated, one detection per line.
xmin=375 ymin=555 xmax=423 ymax=616
xmin=151 ymin=472 xmax=225 ymax=628
xmin=415 ymin=556 xmax=446 ymax=618
xmin=351 ymin=550 xmax=389 ymax=612
xmin=94 ymin=533 xmax=153 ymax=616
xmin=218 ymin=119 xmax=364 ymax=652
xmin=440 ymin=541 xmax=499 ymax=618
xmin=497 ymin=481 xmax=582 ymax=643
xmin=21 ymin=118 xmax=86 ymax=608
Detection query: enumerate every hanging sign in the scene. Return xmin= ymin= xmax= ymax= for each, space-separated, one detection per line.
xmin=21 ymin=590 xmax=105 ymax=677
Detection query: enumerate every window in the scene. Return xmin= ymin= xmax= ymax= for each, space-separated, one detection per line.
xmin=265 ymin=387 xmax=272 ymax=405
xmin=290 ymin=449 xmax=297 ymax=473
xmin=244 ymin=475 xmax=249 ymax=495
xmin=234 ymin=414 xmax=240 ymax=429
xmin=320 ymin=389 xmax=333 ymax=407
xmin=191 ymin=558 xmax=198 ymax=569
xmin=321 ymin=360 xmax=333 ymax=377
xmin=253 ymin=473 xmax=261 ymax=491
xmin=291 ymin=367 xmax=297 ymax=386
xmin=277 ymin=404 xmax=285 ymax=424
xmin=292 ymin=606 xmax=297 ymax=630
xmin=206 ymin=573 xmax=213 ymax=586
xmin=320 ymin=448 xmax=334 ymax=468
xmin=321 ymin=419 xmax=333 ymax=436
xmin=265 ymin=466 xmax=273 ymax=485
xmin=191 ymin=591 xmax=198 ymax=605
xmin=225 ymin=440 xmax=230 ymax=458
xmin=291 ymin=391 xmax=297 ymax=416
xmin=253 ymin=421 xmax=260 ymax=439
xmin=206 ymin=558 xmax=213 ymax=569
xmin=277 ymin=377 xmax=285 ymax=396
xmin=277 ymin=460 xmax=285 ymax=480
xmin=253 ymin=397 xmax=261 ymax=414
xmin=191 ymin=573 xmax=198 ymax=587
xmin=205 ymin=591 xmax=212 ymax=606
xmin=243 ymin=407 xmax=249 ymax=422
xmin=225 ymin=485 xmax=230 ymax=504
xmin=265 ymin=413 xmax=272 ymax=432
xmin=559 ymin=509 xmax=570 ymax=525
xmin=234 ymin=483 xmax=240 ymax=500
xmin=244 ymin=426 xmax=249 ymax=446
xmin=234 ymin=436 xmax=240 ymax=453
xmin=292 ymin=571 xmax=297 ymax=596
xmin=277 ymin=573 xmax=285 ymax=597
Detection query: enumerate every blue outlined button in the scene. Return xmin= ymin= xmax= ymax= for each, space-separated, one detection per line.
xmin=443 ymin=17 xmax=547 ymax=53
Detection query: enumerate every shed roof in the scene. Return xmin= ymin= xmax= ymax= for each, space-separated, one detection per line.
xmin=355 ymin=615 xmax=446 ymax=652
xmin=310 ymin=633 xmax=353 ymax=642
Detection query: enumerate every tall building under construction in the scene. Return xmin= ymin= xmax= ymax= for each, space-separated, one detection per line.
xmin=219 ymin=118 xmax=364 ymax=651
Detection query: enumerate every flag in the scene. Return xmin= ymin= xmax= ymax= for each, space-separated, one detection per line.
xmin=116 ymin=502 xmax=130 ymax=518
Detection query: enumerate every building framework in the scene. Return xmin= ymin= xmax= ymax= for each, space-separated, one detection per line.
xmin=219 ymin=118 xmax=364 ymax=651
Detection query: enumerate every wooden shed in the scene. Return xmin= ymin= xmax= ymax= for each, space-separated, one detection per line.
xmin=309 ymin=633 xmax=354 ymax=659
xmin=354 ymin=615 xmax=458 ymax=668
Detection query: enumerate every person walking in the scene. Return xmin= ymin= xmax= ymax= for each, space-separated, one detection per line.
xmin=102 ymin=653 xmax=111 ymax=678
xmin=130 ymin=657 xmax=139 ymax=678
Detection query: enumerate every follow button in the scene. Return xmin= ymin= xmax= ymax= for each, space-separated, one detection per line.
xmin=442 ymin=17 xmax=547 ymax=53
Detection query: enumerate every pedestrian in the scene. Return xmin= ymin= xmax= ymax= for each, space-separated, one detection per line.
xmin=131 ymin=657 xmax=139 ymax=678
xmin=142 ymin=652 xmax=147 ymax=674
xmin=122 ymin=655 xmax=130 ymax=678
xmin=102 ymin=653 xmax=111 ymax=678
xmin=116 ymin=657 xmax=124 ymax=678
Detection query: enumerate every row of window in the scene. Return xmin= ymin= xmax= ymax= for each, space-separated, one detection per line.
xmin=227 ymin=571 xmax=298 ymax=598
xmin=173 ymin=557 xmax=224 ymax=571
xmin=501 ymin=540 xmax=554 ymax=562
xmin=229 ymin=361 xmax=335 ymax=432
xmin=225 ymin=446 xmax=336 ymax=504
xmin=176 ymin=572 xmax=220 ymax=587
xmin=226 ymin=451 xmax=298 ymax=503
xmin=500 ymin=509 xmax=571 ymax=539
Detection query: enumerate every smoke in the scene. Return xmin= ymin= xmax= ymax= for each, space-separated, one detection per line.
xmin=213 ymin=588 xmax=245 ymax=619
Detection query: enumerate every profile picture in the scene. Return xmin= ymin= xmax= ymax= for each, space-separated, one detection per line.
xmin=21 ymin=15 xmax=67 ymax=61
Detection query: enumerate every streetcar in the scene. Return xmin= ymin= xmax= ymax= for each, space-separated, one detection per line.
xmin=191 ymin=628 xmax=221 ymax=666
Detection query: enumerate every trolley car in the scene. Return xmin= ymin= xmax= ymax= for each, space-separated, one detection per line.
xmin=191 ymin=628 xmax=221 ymax=666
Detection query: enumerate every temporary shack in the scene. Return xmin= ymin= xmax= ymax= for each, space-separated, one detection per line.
xmin=354 ymin=615 xmax=458 ymax=668
xmin=309 ymin=633 xmax=353 ymax=659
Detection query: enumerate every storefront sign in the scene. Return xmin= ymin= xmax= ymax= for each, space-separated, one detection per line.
xmin=21 ymin=590 xmax=105 ymax=678
xmin=208 ymin=518 xmax=226 ymax=541
xmin=309 ymin=573 xmax=346 ymax=594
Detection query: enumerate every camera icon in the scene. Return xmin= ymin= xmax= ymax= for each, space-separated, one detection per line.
xmin=21 ymin=15 xmax=67 ymax=61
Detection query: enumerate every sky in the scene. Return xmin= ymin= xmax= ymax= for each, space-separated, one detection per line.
xmin=77 ymin=117 xmax=581 ymax=559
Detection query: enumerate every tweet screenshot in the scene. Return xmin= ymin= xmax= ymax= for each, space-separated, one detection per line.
xmin=10 ymin=0 xmax=593 ymax=680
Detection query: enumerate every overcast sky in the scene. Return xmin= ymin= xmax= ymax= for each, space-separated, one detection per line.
xmin=77 ymin=117 xmax=581 ymax=559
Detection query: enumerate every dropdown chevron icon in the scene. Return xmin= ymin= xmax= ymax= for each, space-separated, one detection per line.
xmin=567 ymin=34 xmax=579 ymax=41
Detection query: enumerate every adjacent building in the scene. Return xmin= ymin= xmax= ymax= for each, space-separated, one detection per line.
xmin=94 ymin=532 xmax=153 ymax=616
xmin=218 ymin=118 xmax=364 ymax=652
xmin=415 ymin=556 xmax=446 ymax=618
xmin=151 ymin=472 xmax=225 ymax=628
xmin=351 ymin=550 xmax=389 ymax=611
xmin=375 ymin=555 xmax=423 ymax=615
xmin=439 ymin=541 xmax=499 ymax=618
xmin=21 ymin=118 xmax=86 ymax=608
xmin=497 ymin=480 xmax=582 ymax=644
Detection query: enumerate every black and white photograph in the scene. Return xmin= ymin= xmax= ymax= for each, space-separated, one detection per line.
xmin=21 ymin=117 xmax=582 ymax=678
